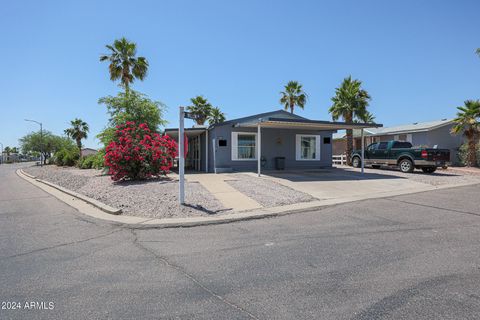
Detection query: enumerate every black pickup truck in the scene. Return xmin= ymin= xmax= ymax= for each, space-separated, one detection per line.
xmin=351 ymin=141 xmax=450 ymax=173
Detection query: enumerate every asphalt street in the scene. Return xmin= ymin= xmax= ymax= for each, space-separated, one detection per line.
xmin=1 ymin=163 xmax=479 ymax=319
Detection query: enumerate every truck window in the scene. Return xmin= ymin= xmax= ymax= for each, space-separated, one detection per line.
xmin=377 ymin=142 xmax=388 ymax=150
xmin=367 ymin=143 xmax=378 ymax=151
xmin=392 ymin=141 xmax=412 ymax=149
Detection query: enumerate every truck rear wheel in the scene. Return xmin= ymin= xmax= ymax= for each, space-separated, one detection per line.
xmin=399 ymin=159 xmax=414 ymax=173
xmin=421 ymin=167 xmax=436 ymax=174
xmin=352 ymin=156 xmax=361 ymax=168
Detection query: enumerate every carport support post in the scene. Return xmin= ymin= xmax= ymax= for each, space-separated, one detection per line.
xmin=257 ymin=123 xmax=261 ymax=177
xmin=179 ymin=106 xmax=185 ymax=205
xmin=361 ymin=128 xmax=365 ymax=174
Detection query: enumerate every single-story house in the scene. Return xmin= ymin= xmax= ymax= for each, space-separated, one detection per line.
xmin=165 ymin=110 xmax=381 ymax=173
xmin=81 ymin=148 xmax=98 ymax=157
xmin=333 ymin=118 xmax=464 ymax=164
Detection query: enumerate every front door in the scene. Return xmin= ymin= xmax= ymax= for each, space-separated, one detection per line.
xmin=186 ymin=135 xmax=202 ymax=171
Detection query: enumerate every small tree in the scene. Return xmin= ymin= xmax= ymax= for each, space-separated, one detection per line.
xmin=451 ymin=100 xmax=480 ymax=167
xmin=100 ymin=37 xmax=148 ymax=92
xmin=105 ymin=122 xmax=178 ymax=181
xmin=280 ymin=81 xmax=307 ymax=114
xmin=20 ymin=131 xmax=73 ymax=164
xmin=64 ymin=118 xmax=89 ymax=155
xmin=98 ymin=90 xmax=167 ymax=146
xmin=187 ymin=96 xmax=213 ymax=125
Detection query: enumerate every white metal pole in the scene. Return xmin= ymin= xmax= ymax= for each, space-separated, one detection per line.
xmin=179 ymin=107 xmax=185 ymax=205
xmin=205 ymin=130 xmax=209 ymax=172
xmin=361 ymin=128 xmax=365 ymax=174
xmin=257 ymin=123 xmax=261 ymax=177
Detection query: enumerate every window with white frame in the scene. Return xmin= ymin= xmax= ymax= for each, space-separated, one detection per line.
xmin=296 ymin=134 xmax=321 ymax=161
xmin=232 ymin=132 xmax=257 ymax=160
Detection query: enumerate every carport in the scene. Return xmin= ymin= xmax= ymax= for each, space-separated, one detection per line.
xmin=234 ymin=117 xmax=382 ymax=176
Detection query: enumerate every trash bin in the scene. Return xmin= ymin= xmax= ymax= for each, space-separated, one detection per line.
xmin=275 ymin=157 xmax=285 ymax=170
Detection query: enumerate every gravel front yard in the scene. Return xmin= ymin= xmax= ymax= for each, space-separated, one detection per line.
xmin=24 ymin=166 xmax=229 ymax=218
xmin=226 ymin=174 xmax=315 ymax=206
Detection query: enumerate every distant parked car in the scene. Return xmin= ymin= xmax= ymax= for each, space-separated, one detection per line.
xmin=351 ymin=140 xmax=450 ymax=173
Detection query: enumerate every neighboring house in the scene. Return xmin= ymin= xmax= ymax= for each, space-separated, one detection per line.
xmin=333 ymin=119 xmax=464 ymax=164
xmin=1 ymin=152 xmax=20 ymax=163
xmin=81 ymin=148 xmax=98 ymax=157
xmin=165 ymin=110 xmax=380 ymax=173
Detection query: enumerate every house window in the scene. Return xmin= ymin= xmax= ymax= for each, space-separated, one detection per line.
xmin=232 ymin=132 xmax=257 ymax=160
xmin=296 ymin=135 xmax=321 ymax=161
xmin=218 ymin=139 xmax=227 ymax=147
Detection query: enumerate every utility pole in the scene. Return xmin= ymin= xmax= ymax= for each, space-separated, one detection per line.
xmin=25 ymin=119 xmax=43 ymax=167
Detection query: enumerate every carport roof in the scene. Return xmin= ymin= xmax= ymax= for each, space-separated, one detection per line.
xmin=235 ymin=117 xmax=383 ymax=130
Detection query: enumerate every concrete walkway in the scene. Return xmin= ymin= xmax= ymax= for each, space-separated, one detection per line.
xmin=186 ymin=173 xmax=262 ymax=211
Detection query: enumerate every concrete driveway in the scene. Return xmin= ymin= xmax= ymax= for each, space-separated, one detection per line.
xmin=243 ymin=167 xmax=480 ymax=202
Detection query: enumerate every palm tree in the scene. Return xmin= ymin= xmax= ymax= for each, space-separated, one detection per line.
xmin=451 ymin=100 xmax=480 ymax=167
xmin=208 ymin=107 xmax=226 ymax=124
xmin=4 ymin=146 xmax=11 ymax=157
xmin=358 ymin=111 xmax=376 ymax=124
xmin=329 ymin=76 xmax=371 ymax=165
xmin=64 ymin=118 xmax=90 ymax=155
xmin=476 ymin=48 xmax=480 ymax=57
xmin=187 ymin=96 xmax=212 ymax=125
xmin=99 ymin=37 xmax=148 ymax=92
xmin=280 ymin=81 xmax=307 ymax=114
xmin=11 ymin=147 xmax=18 ymax=154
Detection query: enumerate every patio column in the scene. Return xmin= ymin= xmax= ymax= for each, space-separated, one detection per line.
xmin=257 ymin=123 xmax=261 ymax=177
xmin=205 ymin=130 xmax=209 ymax=172
xmin=361 ymin=128 xmax=365 ymax=174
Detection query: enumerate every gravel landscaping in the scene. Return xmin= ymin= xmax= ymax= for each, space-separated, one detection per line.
xmin=226 ymin=173 xmax=315 ymax=206
xmin=24 ymin=166 xmax=229 ymax=218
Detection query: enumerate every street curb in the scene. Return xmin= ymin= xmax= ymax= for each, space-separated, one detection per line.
xmin=20 ymin=169 xmax=36 ymax=179
xmin=17 ymin=169 xmax=122 ymax=215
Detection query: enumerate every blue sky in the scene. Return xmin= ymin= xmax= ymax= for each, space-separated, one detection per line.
xmin=1 ymin=0 xmax=479 ymax=149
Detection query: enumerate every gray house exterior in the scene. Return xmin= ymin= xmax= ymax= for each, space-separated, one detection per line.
xmin=166 ymin=110 xmax=381 ymax=173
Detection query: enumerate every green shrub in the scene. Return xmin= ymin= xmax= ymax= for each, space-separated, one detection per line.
xmin=92 ymin=149 xmax=106 ymax=169
xmin=457 ymin=142 xmax=480 ymax=166
xmin=78 ymin=155 xmax=95 ymax=169
xmin=54 ymin=148 xmax=79 ymax=166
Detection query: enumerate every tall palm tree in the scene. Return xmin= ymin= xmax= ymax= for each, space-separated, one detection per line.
xmin=280 ymin=81 xmax=307 ymax=114
xmin=187 ymin=96 xmax=212 ymax=125
xmin=4 ymin=146 xmax=11 ymax=157
xmin=329 ymin=76 xmax=371 ymax=165
xmin=451 ymin=100 xmax=480 ymax=167
xmin=208 ymin=107 xmax=226 ymax=124
xmin=476 ymin=48 xmax=480 ymax=57
xmin=64 ymin=118 xmax=90 ymax=155
xmin=99 ymin=37 xmax=148 ymax=92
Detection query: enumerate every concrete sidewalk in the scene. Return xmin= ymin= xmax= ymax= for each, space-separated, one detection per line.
xmin=186 ymin=173 xmax=262 ymax=211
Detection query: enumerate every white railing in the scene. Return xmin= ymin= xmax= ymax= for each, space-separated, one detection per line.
xmin=332 ymin=154 xmax=347 ymax=165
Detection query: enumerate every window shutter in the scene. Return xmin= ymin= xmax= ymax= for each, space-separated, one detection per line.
xmin=231 ymin=133 xmax=238 ymax=160
xmin=315 ymin=135 xmax=321 ymax=160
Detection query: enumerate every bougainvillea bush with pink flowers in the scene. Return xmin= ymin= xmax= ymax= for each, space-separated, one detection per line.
xmin=105 ymin=122 xmax=178 ymax=181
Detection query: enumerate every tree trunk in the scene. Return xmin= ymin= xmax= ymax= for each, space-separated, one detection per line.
xmin=77 ymin=139 xmax=82 ymax=158
xmin=467 ymin=136 xmax=478 ymax=167
xmin=345 ymin=112 xmax=353 ymax=166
